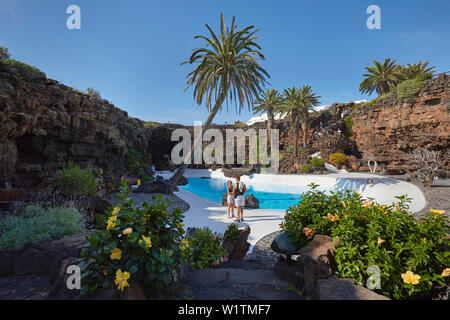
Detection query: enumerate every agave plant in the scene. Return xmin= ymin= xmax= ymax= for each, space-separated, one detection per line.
xmin=170 ymin=13 xmax=269 ymax=184
xmin=359 ymin=58 xmax=402 ymax=96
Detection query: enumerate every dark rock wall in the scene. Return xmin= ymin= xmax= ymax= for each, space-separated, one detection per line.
xmin=0 ymin=62 xmax=176 ymax=188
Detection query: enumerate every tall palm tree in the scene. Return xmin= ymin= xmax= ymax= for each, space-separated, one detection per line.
xmin=252 ymin=88 xmax=284 ymax=147
xmin=278 ymin=87 xmax=300 ymax=156
xmin=398 ymin=60 xmax=436 ymax=80
xmin=296 ymin=85 xmax=320 ymax=148
xmin=359 ymin=58 xmax=401 ymax=96
xmin=278 ymin=86 xmax=320 ymax=155
xmin=170 ymin=13 xmax=270 ymax=184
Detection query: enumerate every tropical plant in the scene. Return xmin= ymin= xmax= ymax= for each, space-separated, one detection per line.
xmin=398 ymin=60 xmax=435 ymax=80
xmin=278 ymin=86 xmax=320 ymax=153
xmin=281 ymin=184 xmax=450 ymax=300
xmin=253 ymin=88 xmax=284 ymax=146
xmin=170 ymin=13 xmax=269 ymax=185
xmin=359 ymin=58 xmax=401 ymax=97
xmin=79 ymin=182 xmax=187 ymax=296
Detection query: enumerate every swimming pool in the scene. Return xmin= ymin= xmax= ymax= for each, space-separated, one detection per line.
xmin=180 ymin=178 xmax=310 ymax=209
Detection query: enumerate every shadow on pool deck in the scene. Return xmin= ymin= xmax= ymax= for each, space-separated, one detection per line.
xmin=334 ymin=177 xmax=400 ymax=193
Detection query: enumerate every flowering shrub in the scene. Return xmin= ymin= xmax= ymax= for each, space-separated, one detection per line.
xmin=280 ymin=183 xmax=450 ymax=299
xmin=186 ymin=227 xmax=228 ymax=269
xmin=79 ymin=181 xmax=187 ymax=295
xmin=223 ymin=223 xmax=239 ymax=243
xmin=329 ymin=152 xmax=347 ymax=166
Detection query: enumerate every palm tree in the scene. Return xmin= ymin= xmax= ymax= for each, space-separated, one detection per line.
xmin=296 ymin=85 xmax=320 ymax=148
xmin=278 ymin=88 xmax=300 ymax=156
xmin=398 ymin=60 xmax=436 ymax=80
xmin=170 ymin=13 xmax=270 ymax=184
xmin=359 ymin=58 xmax=401 ymax=96
xmin=252 ymin=88 xmax=284 ymax=147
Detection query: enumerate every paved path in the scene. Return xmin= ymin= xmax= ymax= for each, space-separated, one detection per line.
xmin=175 ymin=260 xmax=304 ymax=300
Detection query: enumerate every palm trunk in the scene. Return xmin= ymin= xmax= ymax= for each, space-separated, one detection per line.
xmin=267 ymin=108 xmax=274 ymax=148
xmin=293 ymin=120 xmax=299 ymax=157
xmin=170 ymin=91 xmax=226 ymax=185
xmin=301 ymin=119 xmax=307 ymax=148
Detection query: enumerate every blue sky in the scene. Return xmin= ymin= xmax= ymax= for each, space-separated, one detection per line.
xmin=1 ymin=0 xmax=449 ymax=125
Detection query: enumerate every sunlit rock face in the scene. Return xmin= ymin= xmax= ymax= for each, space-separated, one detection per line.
xmin=351 ymin=75 xmax=450 ymax=175
xmin=0 ymin=62 xmax=176 ymax=188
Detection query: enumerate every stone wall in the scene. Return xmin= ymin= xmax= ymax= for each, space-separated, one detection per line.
xmin=0 ymin=62 xmax=177 ymax=188
xmin=351 ymin=75 xmax=450 ymax=174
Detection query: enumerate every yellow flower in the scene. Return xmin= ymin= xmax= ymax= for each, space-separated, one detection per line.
xmin=179 ymin=239 xmax=189 ymax=251
xmin=107 ymin=215 xmax=117 ymax=230
xmin=137 ymin=179 xmax=141 ymax=186
xmin=110 ymin=247 xmax=122 ymax=260
xmin=377 ymin=237 xmax=385 ymax=245
xmin=441 ymin=268 xmax=450 ymax=277
xmin=114 ymin=269 xmax=130 ymax=292
xmin=362 ymin=201 xmax=373 ymax=209
xmin=139 ymin=235 xmax=152 ymax=249
xmin=122 ymin=227 xmax=133 ymax=235
xmin=103 ymin=270 xmax=108 ymax=276
xmin=112 ymin=207 xmax=120 ymax=216
xmin=327 ymin=213 xmax=340 ymax=222
xmin=401 ymin=271 xmax=420 ymax=285
xmin=430 ymin=209 xmax=445 ymax=217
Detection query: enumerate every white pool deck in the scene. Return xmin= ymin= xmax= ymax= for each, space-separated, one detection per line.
xmin=158 ymin=169 xmax=426 ymax=254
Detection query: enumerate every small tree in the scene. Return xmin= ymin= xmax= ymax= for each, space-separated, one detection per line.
xmin=0 ymin=46 xmax=11 ymax=60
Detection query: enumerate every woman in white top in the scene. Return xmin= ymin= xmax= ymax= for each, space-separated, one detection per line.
xmin=226 ymin=180 xmax=235 ymax=219
xmin=233 ymin=176 xmax=247 ymax=222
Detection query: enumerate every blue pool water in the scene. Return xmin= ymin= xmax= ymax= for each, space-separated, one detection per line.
xmin=180 ymin=178 xmax=309 ymax=209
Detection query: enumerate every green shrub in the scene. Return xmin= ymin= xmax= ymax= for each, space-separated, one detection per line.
xmin=281 ymin=184 xmax=450 ymax=300
xmin=377 ymin=92 xmax=391 ymax=101
xmin=310 ymin=157 xmax=325 ymax=167
xmin=329 ymin=153 xmax=346 ymax=165
xmin=4 ymin=59 xmax=46 ymax=80
xmin=79 ymin=182 xmax=187 ymax=295
xmin=187 ymin=227 xmax=228 ymax=269
xmin=56 ymin=161 xmax=98 ymax=197
xmin=416 ymin=72 xmax=433 ymax=82
xmin=361 ymin=99 xmax=377 ymax=108
xmin=125 ymin=149 xmax=144 ymax=176
xmin=86 ymin=87 xmax=101 ymax=99
xmin=344 ymin=115 xmax=353 ymax=137
xmin=286 ymin=145 xmax=294 ymax=153
xmin=0 ymin=206 xmax=84 ymax=249
xmin=397 ymin=79 xmax=426 ymax=100
xmin=301 ymin=164 xmax=311 ymax=173
xmin=223 ymin=223 xmax=239 ymax=243
xmin=142 ymin=121 xmax=160 ymax=127
xmin=0 ymin=46 xmax=11 ymax=60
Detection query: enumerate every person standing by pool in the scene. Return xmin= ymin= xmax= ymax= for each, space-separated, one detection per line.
xmin=233 ymin=176 xmax=247 ymax=222
xmin=226 ymin=180 xmax=235 ymax=219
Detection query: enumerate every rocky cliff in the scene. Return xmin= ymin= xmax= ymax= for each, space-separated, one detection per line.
xmin=351 ymin=74 xmax=450 ymax=174
xmin=0 ymin=62 xmax=176 ymax=188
